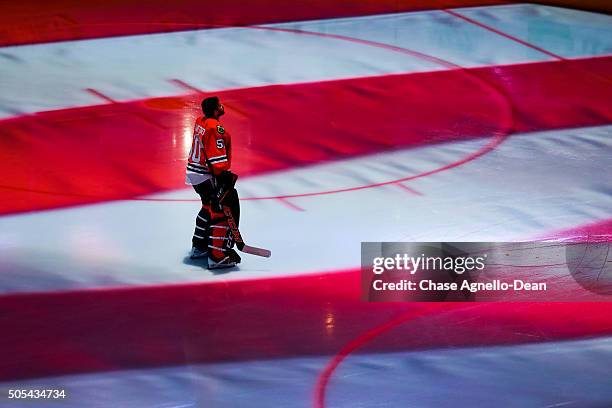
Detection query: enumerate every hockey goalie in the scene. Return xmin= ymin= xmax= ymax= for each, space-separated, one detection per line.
xmin=185 ymin=96 xmax=242 ymax=269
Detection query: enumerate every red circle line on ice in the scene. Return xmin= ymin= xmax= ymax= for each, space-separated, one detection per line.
xmin=130 ymin=22 xmax=515 ymax=203
xmin=164 ymin=23 xmax=516 ymax=202
xmin=0 ymin=20 xmax=515 ymax=207
xmin=313 ymin=303 xmax=461 ymax=408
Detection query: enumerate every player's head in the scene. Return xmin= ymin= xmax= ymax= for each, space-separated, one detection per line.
xmin=202 ymin=96 xmax=224 ymax=119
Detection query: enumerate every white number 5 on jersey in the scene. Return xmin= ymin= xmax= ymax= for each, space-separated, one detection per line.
xmin=216 ymin=139 xmax=225 ymax=149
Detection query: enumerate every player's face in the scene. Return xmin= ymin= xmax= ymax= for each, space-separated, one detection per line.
xmin=217 ymin=103 xmax=225 ymax=117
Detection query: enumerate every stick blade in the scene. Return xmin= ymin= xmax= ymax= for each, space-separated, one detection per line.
xmin=241 ymin=245 xmax=271 ymax=258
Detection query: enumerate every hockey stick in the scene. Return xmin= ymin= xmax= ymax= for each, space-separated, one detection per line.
xmin=222 ymin=205 xmax=271 ymax=258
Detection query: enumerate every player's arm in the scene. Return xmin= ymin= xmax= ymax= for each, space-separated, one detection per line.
xmin=205 ymin=126 xmax=230 ymax=175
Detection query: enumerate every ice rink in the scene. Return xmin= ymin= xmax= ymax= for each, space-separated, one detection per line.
xmin=1 ymin=2 xmax=611 ymax=407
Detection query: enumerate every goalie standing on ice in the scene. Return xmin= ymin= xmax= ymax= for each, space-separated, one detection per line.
xmin=185 ymin=96 xmax=242 ymax=269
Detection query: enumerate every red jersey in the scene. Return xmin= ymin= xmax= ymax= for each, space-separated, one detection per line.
xmin=186 ymin=117 xmax=232 ymax=183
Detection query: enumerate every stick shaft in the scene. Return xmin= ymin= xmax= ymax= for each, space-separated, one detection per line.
xmin=222 ymin=205 xmax=271 ymax=258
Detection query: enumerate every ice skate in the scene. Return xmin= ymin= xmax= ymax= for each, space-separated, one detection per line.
xmin=189 ymin=246 xmax=208 ymax=259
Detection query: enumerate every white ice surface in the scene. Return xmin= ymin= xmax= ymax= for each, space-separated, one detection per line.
xmin=2 ymin=4 xmax=611 ymax=118
xmin=456 ymin=4 xmax=612 ymax=58
xmin=0 ymin=125 xmax=610 ymax=294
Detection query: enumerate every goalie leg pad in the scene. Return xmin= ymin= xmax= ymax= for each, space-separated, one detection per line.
xmin=222 ymin=187 xmax=240 ymax=226
xmin=205 ymin=204 xmax=241 ymax=265
xmin=192 ymin=206 xmax=210 ymax=251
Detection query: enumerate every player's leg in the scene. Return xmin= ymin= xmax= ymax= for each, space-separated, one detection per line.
xmin=204 ymin=172 xmax=242 ymax=268
xmin=190 ymin=179 xmax=214 ymax=259
xmin=207 ymin=206 xmax=241 ymax=269
xmin=190 ymin=207 xmax=209 ymax=258
xmin=224 ymin=187 xmax=240 ymax=226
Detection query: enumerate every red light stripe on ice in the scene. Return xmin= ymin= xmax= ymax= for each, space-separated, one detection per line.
xmin=2 ymin=270 xmax=612 ymax=382
xmin=540 ymin=218 xmax=612 ymax=243
xmin=0 ymin=0 xmax=512 ymax=47
xmin=0 ymin=57 xmax=611 ymax=215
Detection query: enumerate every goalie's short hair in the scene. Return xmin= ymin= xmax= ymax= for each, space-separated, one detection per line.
xmin=202 ymin=96 xmax=220 ymax=117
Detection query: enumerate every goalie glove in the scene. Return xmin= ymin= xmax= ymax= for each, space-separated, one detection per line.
xmin=211 ymin=171 xmax=238 ymax=212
